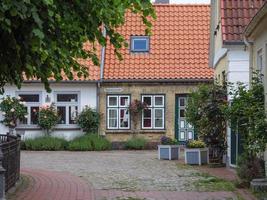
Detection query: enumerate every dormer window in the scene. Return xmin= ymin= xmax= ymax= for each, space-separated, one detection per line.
xmin=130 ymin=36 xmax=149 ymax=53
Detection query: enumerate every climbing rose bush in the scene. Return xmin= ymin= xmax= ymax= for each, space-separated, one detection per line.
xmin=38 ymin=103 xmax=59 ymax=135
xmin=0 ymin=96 xmax=27 ymax=128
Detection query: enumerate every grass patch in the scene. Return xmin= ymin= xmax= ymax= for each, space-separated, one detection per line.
xmin=68 ymin=134 xmax=111 ymax=151
xmin=193 ymin=172 xmax=236 ymax=192
xmin=24 ymin=136 xmax=68 ymax=150
xmin=125 ymin=137 xmax=147 ymax=150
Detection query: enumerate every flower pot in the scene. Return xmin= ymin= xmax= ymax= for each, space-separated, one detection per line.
xmin=184 ymin=148 xmax=209 ymax=165
xmin=158 ymin=145 xmax=180 ymax=160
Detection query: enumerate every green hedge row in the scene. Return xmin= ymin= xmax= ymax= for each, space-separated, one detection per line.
xmin=22 ymin=134 xmax=111 ymax=151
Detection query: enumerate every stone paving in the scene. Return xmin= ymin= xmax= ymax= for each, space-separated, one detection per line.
xmin=19 ymin=150 xmax=239 ymax=200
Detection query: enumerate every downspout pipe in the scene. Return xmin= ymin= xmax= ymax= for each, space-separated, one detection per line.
xmin=97 ymin=26 xmax=107 ymax=136
xmin=243 ymin=35 xmax=254 ymax=88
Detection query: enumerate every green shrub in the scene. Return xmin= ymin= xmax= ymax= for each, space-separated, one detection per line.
xmin=125 ymin=137 xmax=147 ymax=150
xmin=24 ymin=136 xmax=68 ymax=151
xmin=187 ymin=140 xmax=206 ymax=148
xmin=38 ymin=104 xmax=59 ymax=135
xmin=76 ymin=106 xmax=100 ymax=132
xmin=68 ymin=134 xmax=111 ymax=151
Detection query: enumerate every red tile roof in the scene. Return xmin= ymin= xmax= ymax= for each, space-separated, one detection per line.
xmin=221 ymin=0 xmax=266 ymax=42
xmin=103 ymin=4 xmax=213 ymax=81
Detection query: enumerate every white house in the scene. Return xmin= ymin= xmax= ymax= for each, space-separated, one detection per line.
xmin=209 ymin=0 xmax=265 ymax=167
xmin=0 ymin=60 xmax=100 ymax=141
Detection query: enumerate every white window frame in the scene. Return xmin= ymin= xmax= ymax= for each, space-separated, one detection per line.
xmin=16 ymin=92 xmax=42 ymax=126
xmin=130 ymin=36 xmax=149 ymax=52
xmin=141 ymin=95 xmax=165 ymax=129
xmin=107 ymin=95 xmax=130 ymax=130
xmin=54 ymin=92 xmax=80 ymax=126
xmin=257 ymin=48 xmax=264 ymax=75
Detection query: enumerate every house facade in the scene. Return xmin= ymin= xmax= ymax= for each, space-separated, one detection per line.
xmin=99 ymin=5 xmax=213 ymax=143
xmin=209 ymin=0 xmax=265 ymax=166
xmin=0 ymin=55 xmax=100 ymax=141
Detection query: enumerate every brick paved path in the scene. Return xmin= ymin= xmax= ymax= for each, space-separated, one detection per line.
xmin=15 ymin=169 xmax=94 ymax=200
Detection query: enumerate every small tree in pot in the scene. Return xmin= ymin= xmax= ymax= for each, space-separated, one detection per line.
xmin=38 ymin=103 xmax=59 ymax=136
xmin=0 ymin=96 xmax=28 ymax=134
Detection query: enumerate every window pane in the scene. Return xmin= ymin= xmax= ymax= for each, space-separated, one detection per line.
xmin=179 ymin=98 xmax=185 ymax=107
xmin=108 ymin=109 xmax=118 ymax=128
xmin=69 ymin=106 xmax=78 ymax=124
xmin=108 ymin=96 xmax=118 ymax=107
xmin=154 ymin=109 xmax=163 ymax=128
xmin=155 ymin=96 xmax=164 ymax=106
xmin=57 ymin=106 xmax=66 ymax=124
xmin=120 ymin=96 xmax=129 ymax=107
xmin=143 ymin=109 xmax=152 ymax=128
xmin=20 ymin=107 xmax=28 ymax=124
xmin=180 ymin=120 xmax=185 ymax=128
xmin=133 ymin=39 xmax=148 ymax=51
xmin=19 ymin=94 xmax=39 ymax=102
xmin=180 ymin=131 xmax=185 ymax=140
xmin=30 ymin=107 xmax=39 ymax=124
xmin=143 ymin=109 xmax=151 ymax=118
xmin=143 ymin=119 xmax=151 ymax=128
xmin=143 ymin=97 xmax=152 ymax=107
xmin=180 ymin=109 xmax=185 ymax=117
xmin=57 ymin=94 xmax=78 ymax=102
xmin=120 ymin=109 xmax=129 ymax=128
xmin=188 ymin=131 xmax=193 ymax=140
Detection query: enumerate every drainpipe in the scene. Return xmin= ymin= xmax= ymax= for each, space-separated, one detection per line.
xmin=243 ymin=36 xmax=254 ymax=88
xmin=97 ymin=26 xmax=107 ymax=136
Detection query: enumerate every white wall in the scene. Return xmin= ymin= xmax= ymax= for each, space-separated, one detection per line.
xmin=0 ymin=82 xmax=98 ymax=140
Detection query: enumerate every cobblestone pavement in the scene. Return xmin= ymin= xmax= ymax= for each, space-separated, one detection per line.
xmin=20 ymin=151 xmax=238 ymax=200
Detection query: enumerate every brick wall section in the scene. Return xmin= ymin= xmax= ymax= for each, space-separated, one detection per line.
xmin=99 ymin=82 xmax=202 ymax=142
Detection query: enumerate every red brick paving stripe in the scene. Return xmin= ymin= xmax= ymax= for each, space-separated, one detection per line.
xmin=19 ymin=168 xmax=94 ymax=200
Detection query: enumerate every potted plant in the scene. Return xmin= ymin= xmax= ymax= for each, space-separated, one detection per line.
xmin=184 ymin=140 xmax=209 ymax=165
xmin=158 ymin=136 xmax=180 ymax=160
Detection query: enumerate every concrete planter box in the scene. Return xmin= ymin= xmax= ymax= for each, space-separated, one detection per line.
xmin=185 ymin=148 xmax=209 ymax=165
xmin=158 ymin=145 xmax=180 ymax=160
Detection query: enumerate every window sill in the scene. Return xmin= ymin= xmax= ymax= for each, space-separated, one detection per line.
xmin=16 ymin=126 xmax=81 ymax=131
xmin=16 ymin=126 xmax=41 ymax=131
xmin=105 ymin=129 xmax=166 ymax=134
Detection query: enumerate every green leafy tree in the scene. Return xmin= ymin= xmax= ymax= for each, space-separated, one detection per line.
xmin=76 ymin=106 xmax=100 ymax=133
xmin=186 ymin=83 xmax=228 ymax=163
xmin=0 ymin=0 xmax=155 ymax=93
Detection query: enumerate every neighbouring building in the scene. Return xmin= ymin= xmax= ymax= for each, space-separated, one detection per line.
xmin=0 ymin=52 xmax=100 ymax=141
xmin=99 ymin=4 xmax=213 ymax=143
xmin=209 ymin=0 xmax=266 ymax=166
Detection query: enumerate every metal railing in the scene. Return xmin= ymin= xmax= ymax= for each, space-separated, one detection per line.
xmin=0 ymin=134 xmax=21 ymax=192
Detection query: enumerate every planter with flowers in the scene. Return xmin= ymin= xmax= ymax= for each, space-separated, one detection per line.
xmin=185 ymin=140 xmax=209 ymax=165
xmin=128 ymin=99 xmax=147 ymax=132
xmin=0 ymin=96 xmax=27 ymax=134
xmin=38 ymin=103 xmax=59 ymax=136
xmin=158 ymin=136 xmax=180 ymax=160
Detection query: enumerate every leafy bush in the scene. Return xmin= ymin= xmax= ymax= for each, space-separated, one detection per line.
xmin=24 ymin=136 xmax=68 ymax=151
xmin=68 ymin=134 xmax=111 ymax=151
xmin=76 ymin=106 xmax=100 ymax=132
xmin=0 ymin=96 xmax=27 ymax=128
xmin=125 ymin=137 xmax=147 ymax=150
xmin=187 ymin=140 xmax=206 ymax=148
xmin=38 ymin=104 xmax=59 ymax=135
xmin=237 ymin=154 xmax=265 ymax=186
xmin=160 ymin=136 xmax=178 ymax=145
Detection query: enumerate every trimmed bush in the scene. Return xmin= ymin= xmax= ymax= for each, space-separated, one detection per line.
xmin=76 ymin=106 xmax=100 ymax=132
xmin=24 ymin=136 xmax=68 ymax=151
xmin=125 ymin=137 xmax=147 ymax=150
xmin=68 ymin=134 xmax=111 ymax=151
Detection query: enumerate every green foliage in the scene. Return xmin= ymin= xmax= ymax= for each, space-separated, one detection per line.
xmin=160 ymin=136 xmax=178 ymax=145
xmin=125 ymin=136 xmax=147 ymax=150
xmin=236 ymin=154 xmax=265 ymax=186
xmin=76 ymin=106 xmax=100 ymax=132
xmin=224 ymin=73 xmax=267 ymax=156
xmin=0 ymin=96 xmax=28 ymax=128
xmin=0 ymin=0 xmax=156 ymax=93
xmin=38 ymin=104 xmax=59 ymax=135
xmin=187 ymin=140 xmax=206 ymax=148
xmin=24 ymin=136 xmax=68 ymax=151
xmin=186 ymin=83 xmax=227 ymax=161
xmin=68 ymin=134 xmax=111 ymax=151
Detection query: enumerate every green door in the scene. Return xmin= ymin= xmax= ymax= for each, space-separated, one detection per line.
xmin=230 ymin=129 xmax=243 ymax=166
xmin=175 ymin=95 xmax=194 ymax=144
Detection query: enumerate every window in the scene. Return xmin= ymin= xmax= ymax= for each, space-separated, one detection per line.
xmin=130 ymin=36 xmax=149 ymax=52
xmin=142 ymin=95 xmax=165 ymax=129
xmin=17 ymin=93 xmax=41 ymax=125
xmin=257 ymin=49 xmax=263 ymax=75
xmin=55 ymin=92 xmax=79 ymax=125
xmin=107 ymin=95 xmax=130 ymax=129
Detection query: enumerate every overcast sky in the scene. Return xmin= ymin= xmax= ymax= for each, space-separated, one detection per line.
xmin=152 ymin=0 xmax=210 ymax=4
